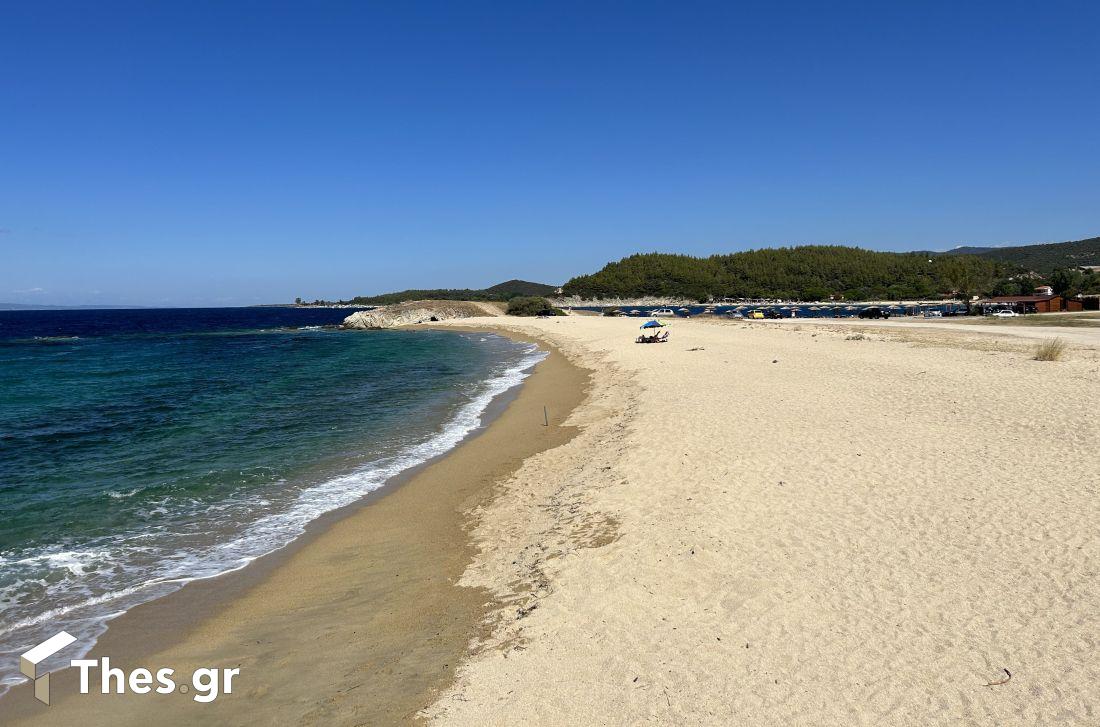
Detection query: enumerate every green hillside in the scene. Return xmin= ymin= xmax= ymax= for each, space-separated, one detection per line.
xmin=562 ymin=246 xmax=1014 ymax=302
xmin=943 ymin=236 xmax=1100 ymax=274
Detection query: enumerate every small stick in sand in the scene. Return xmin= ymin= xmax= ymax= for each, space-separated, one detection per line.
xmin=983 ymin=669 xmax=1012 ymax=687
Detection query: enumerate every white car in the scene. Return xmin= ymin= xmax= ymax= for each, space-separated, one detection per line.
xmin=992 ymin=309 xmax=1018 ymax=317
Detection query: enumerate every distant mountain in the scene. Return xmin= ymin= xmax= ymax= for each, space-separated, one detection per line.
xmin=941 ymin=236 xmax=1100 ymax=274
xmin=945 ymin=246 xmax=997 ymax=256
xmin=483 ymin=279 xmax=558 ymax=296
xmin=322 ymin=280 xmax=559 ymax=307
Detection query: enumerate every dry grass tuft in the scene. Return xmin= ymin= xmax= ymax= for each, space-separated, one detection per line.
xmin=1033 ymin=337 xmax=1067 ymax=361
xmin=845 ymin=333 xmax=867 ymax=341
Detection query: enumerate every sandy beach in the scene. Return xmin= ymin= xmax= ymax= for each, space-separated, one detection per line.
xmin=422 ymin=315 xmax=1100 ymax=725
xmin=7 ymin=315 xmax=1100 ymax=725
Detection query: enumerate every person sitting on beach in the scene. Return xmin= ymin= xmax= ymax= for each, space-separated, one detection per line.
xmin=635 ymin=331 xmax=669 ymax=343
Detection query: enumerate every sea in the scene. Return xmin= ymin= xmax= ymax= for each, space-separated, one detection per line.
xmin=0 ymin=307 xmax=544 ymax=694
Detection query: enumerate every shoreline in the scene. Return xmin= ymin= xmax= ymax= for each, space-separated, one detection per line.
xmin=0 ymin=327 xmax=540 ymax=699
xmin=3 ymin=329 xmax=591 ymax=725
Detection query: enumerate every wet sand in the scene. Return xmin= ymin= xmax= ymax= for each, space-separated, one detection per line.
xmin=3 ymin=332 xmax=589 ymax=726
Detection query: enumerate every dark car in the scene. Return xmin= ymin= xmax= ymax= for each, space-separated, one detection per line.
xmin=857 ymin=307 xmax=890 ymax=319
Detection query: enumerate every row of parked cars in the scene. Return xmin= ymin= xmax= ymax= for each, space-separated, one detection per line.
xmin=606 ymin=306 xmax=1010 ymax=319
xmin=858 ymin=307 xmax=1020 ymax=319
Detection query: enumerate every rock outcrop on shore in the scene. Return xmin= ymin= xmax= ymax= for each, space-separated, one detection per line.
xmin=342 ymin=300 xmax=503 ymax=329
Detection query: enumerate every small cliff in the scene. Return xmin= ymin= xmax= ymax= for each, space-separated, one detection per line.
xmin=342 ymin=300 xmax=503 ymax=329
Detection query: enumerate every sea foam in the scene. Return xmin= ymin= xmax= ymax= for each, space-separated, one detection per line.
xmin=0 ymin=338 xmax=546 ymax=696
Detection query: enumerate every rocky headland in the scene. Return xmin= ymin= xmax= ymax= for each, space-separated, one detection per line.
xmin=342 ymin=300 xmax=503 ymax=329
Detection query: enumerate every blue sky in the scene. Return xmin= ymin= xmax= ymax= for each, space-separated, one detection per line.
xmin=2 ymin=1 xmax=1098 ymax=306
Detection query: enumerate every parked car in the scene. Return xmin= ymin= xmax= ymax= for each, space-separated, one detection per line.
xmin=746 ymin=308 xmax=782 ymax=319
xmin=923 ymin=310 xmax=943 ymax=318
xmin=650 ymin=308 xmax=676 ymax=317
xmin=992 ymin=309 xmax=1018 ymax=317
xmin=857 ymin=307 xmax=890 ymax=319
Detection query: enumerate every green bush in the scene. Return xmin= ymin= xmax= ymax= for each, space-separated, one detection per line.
xmin=506 ymin=296 xmax=563 ymax=316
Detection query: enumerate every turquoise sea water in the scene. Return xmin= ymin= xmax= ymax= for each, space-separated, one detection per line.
xmin=0 ymin=308 xmax=542 ymax=693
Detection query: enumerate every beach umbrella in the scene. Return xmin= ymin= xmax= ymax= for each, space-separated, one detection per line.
xmin=640 ymin=320 xmax=664 ymax=329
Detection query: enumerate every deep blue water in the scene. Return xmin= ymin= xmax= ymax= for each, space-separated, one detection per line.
xmin=0 ymin=307 xmax=542 ymax=692
xmin=0 ymin=306 xmax=366 ymax=341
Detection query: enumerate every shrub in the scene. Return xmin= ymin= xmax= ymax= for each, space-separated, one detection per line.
xmin=506 ymin=296 xmax=563 ymax=317
xmin=1033 ymin=337 xmax=1066 ymax=361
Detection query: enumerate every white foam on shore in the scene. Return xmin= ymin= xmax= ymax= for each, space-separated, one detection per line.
xmin=0 ymin=338 xmax=546 ymax=695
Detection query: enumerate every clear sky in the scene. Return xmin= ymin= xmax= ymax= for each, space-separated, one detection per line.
xmin=2 ymin=1 xmax=1098 ymax=306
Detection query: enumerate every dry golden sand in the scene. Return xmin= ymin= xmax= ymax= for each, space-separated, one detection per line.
xmin=425 ymin=315 xmax=1100 ymax=726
